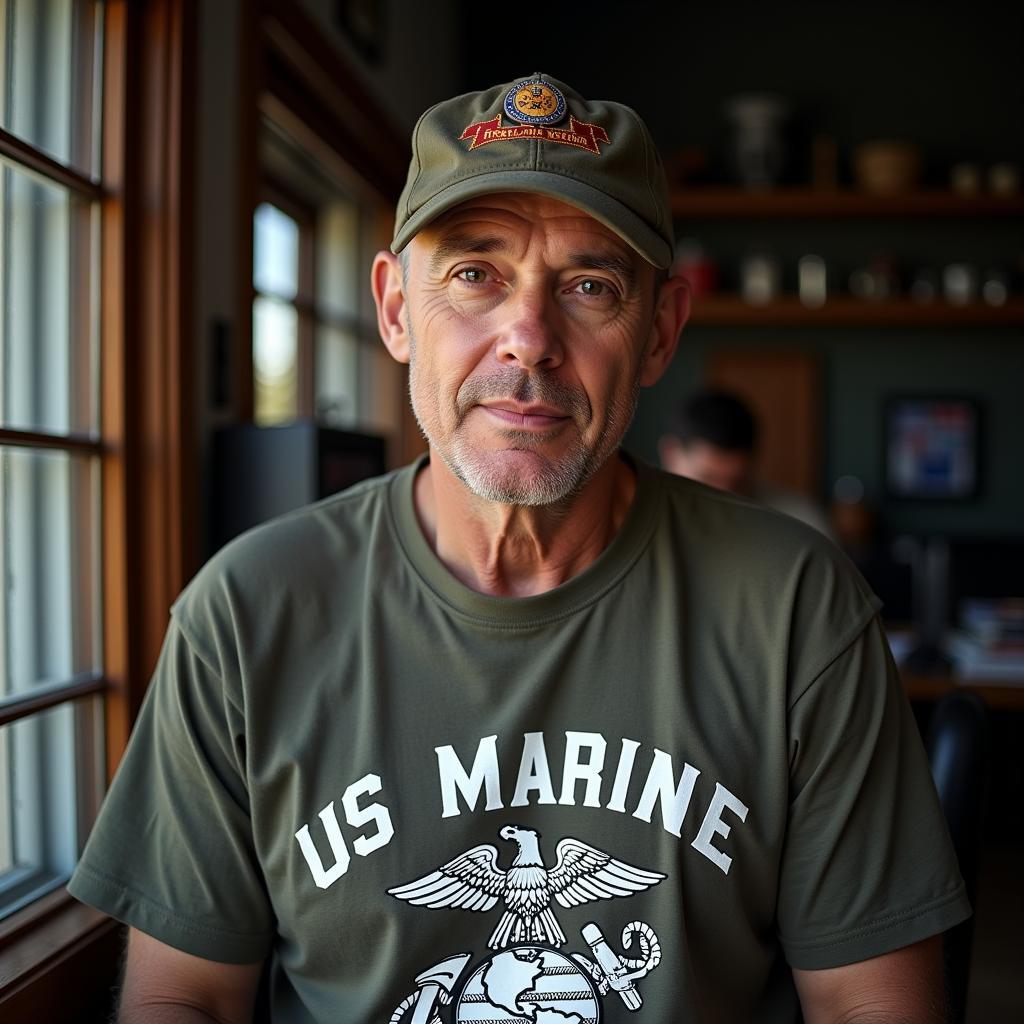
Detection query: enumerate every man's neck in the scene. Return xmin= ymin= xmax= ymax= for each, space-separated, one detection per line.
xmin=412 ymin=451 xmax=637 ymax=598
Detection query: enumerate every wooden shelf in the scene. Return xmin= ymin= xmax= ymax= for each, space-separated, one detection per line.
xmin=670 ymin=187 xmax=1024 ymax=219
xmin=687 ymin=295 xmax=1024 ymax=327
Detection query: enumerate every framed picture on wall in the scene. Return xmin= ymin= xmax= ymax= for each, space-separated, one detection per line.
xmin=884 ymin=397 xmax=982 ymax=500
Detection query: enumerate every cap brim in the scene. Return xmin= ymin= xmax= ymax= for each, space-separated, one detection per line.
xmin=391 ymin=169 xmax=673 ymax=270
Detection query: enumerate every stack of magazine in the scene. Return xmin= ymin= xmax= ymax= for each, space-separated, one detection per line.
xmin=946 ymin=598 xmax=1024 ymax=683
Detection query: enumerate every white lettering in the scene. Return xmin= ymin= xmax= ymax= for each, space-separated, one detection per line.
xmin=511 ymin=732 xmax=556 ymax=807
xmin=691 ymin=782 xmax=749 ymax=874
xmin=558 ymin=731 xmax=607 ymax=807
xmin=632 ymin=748 xmax=700 ymax=837
xmin=342 ymin=773 xmax=394 ymax=857
xmin=607 ymin=737 xmax=641 ymax=813
xmin=436 ymin=735 xmax=503 ymax=818
xmin=295 ymin=801 xmax=350 ymax=889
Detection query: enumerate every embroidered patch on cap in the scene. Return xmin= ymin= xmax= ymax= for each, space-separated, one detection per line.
xmin=460 ymin=78 xmax=611 ymax=156
xmin=504 ymin=77 xmax=567 ymax=126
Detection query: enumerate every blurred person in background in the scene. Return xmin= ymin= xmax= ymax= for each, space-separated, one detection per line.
xmin=659 ymin=388 xmax=833 ymax=536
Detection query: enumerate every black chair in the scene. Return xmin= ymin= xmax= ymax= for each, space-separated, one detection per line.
xmin=926 ymin=690 xmax=990 ymax=1024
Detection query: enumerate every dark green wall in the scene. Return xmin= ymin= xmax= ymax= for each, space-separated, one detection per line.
xmin=464 ymin=1 xmax=1024 ymax=167
xmin=622 ymin=215 xmax=1024 ymax=537
xmin=627 ymin=327 xmax=1024 ymax=536
xmin=465 ymin=1 xmax=1024 ymax=538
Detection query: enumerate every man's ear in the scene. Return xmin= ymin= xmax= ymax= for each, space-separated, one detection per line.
xmin=639 ymin=274 xmax=690 ymax=387
xmin=371 ymin=250 xmax=410 ymax=364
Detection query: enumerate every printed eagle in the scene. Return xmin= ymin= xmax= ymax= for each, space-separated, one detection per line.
xmin=387 ymin=824 xmax=665 ymax=949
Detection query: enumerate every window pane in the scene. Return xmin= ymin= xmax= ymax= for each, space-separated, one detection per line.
xmin=317 ymin=199 xmax=359 ymax=321
xmin=0 ymin=447 xmax=100 ymax=699
xmin=254 ymin=202 xmax=299 ymax=299
xmin=0 ymin=0 xmax=102 ymax=175
xmin=315 ymin=325 xmax=359 ymax=428
xmin=359 ymin=341 xmax=402 ymax=437
xmin=253 ymin=296 xmax=298 ymax=425
xmin=0 ymin=160 xmax=97 ymax=435
xmin=0 ymin=697 xmax=102 ymax=920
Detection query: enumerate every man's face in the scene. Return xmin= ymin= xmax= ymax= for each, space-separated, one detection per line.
xmin=660 ymin=439 xmax=754 ymax=496
xmin=396 ymin=193 xmax=663 ymax=506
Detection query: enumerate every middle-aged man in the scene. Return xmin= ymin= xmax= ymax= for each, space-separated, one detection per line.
xmin=69 ymin=74 xmax=969 ymax=1023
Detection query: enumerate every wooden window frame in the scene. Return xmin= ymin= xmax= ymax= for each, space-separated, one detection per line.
xmin=0 ymin=0 xmax=197 ymax=1017
xmin=238 ymin=0 xmax=410 ymax=446
xmin=1 ymin=1 xmax=413 ymax=1015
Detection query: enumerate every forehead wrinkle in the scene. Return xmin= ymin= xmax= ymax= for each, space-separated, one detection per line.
xmin=568 ymin=250 xmax=638 ymax=291
xmin=427 ymin=233 xmax=511 ymax=277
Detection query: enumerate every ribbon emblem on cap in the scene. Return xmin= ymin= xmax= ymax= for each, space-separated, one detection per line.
xmin=459 ymin=115 xmax=611 ymax=155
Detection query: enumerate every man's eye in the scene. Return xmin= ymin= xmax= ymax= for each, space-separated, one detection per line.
xmin=456 ymin=267 xmax=488 ymax=284
xmin=577 ymin=278 xmax=610 ymax=296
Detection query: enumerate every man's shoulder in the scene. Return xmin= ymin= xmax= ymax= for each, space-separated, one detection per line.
xmin=214 ymin=462 xmax=402 ymax=564
xmin=173 ymin=462 xmax=412 ymax=632
xmin=653 ymin=463 xmax=830 ymax=555
xmin=647 ymin=464 xmax=880 ymax=660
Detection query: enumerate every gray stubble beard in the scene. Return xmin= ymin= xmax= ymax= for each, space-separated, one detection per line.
xmin=406 ymin=322 xmax=641 ymax=508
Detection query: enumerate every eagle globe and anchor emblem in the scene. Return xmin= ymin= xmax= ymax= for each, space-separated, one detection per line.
xmin=386 ymin=824 xmax=665 ymax=1024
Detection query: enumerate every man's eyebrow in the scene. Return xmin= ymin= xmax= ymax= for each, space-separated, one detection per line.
xmin=428 ymin=234 xmax=510 ymax=275
xmin=568 ymin=250 xmax=637 ymax=290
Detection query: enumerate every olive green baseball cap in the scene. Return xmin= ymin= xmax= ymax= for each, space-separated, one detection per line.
xmin=391 ymin=73 xmax=674 ymax=269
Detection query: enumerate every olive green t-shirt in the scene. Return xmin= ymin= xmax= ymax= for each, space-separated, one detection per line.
xmin=69 ymin=453 xmax=969 ymax=1023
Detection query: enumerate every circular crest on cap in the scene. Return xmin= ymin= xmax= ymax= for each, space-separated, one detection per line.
xmin=504 ymin=77 xmax=566 ymax=126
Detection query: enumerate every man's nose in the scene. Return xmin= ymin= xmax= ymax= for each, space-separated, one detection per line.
xmin=494 ymin=285 xmax=563 ymax=370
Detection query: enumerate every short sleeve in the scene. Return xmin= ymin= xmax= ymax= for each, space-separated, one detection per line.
xmin=68 ymin=616 xmax=274 ymax=963
xmin=777 ymin=615 xmax=971 ymax=969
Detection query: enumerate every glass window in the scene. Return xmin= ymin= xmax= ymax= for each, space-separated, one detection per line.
xmin=253 ymin=294 xmax=299 ymax=425
xmin=359 ymin=342 xmax=403 ymax=436
xmin=315 ymin=325 xmax=359 ymax=428
xmin=0 ymin=0 xmax=104 ymax=925
xmin=312 ymin=198 xmax=364 ymax=426
xmin=0 ymin=448 xmax=100 ymax=701
xmin=253 ymin=201 xmax=303 ymax=424
xmin=317 ymin=198 xmax=359 ymax=321
xmin=253 ymin=124 xmax=398 ymax=443
xmin=254 ymin=201 xmax=299 ymax=299
xmin=0 ymin=698 xmax=102 ymax=919
xmin=0 ymin=0 xmax=102 ymax=176
xmin=0 ymin=161 xmax=97 ymax=436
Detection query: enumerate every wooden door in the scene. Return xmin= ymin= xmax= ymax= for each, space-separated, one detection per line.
xmin=706 ymin=349 xmax=821 ymax=497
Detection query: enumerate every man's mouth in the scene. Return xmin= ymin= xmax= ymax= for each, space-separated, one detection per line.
xmin=479 ymin=402 xmax=570 ymax=429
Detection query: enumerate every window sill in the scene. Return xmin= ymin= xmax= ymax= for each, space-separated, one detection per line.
xmin=0 ymin=888 xmax=122 ymax=1021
